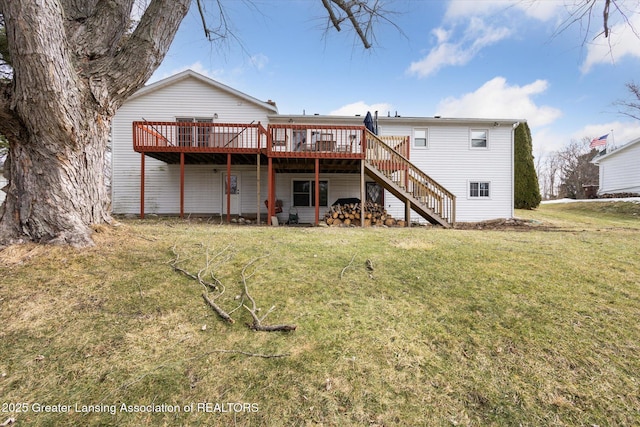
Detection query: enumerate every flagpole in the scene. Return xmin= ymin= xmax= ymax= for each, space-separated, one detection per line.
xmin=610 ymin=129 xmax=614 ymax=150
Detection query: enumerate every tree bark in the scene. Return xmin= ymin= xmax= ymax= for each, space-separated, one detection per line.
xmin=0 ymin=0 xmax=190 ymax=247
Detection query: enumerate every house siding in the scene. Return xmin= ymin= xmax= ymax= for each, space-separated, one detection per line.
xmin=112 ymin=70 xmax=517 ymax=223
xmin=597 ymin=141 xmax=640 ymax=195
xmin=273 ymin=173 xmax=371 ymax=224
xmin=111 ymin=75 xmax=273 ymax=215
xmin=378 ymin=122 xmax=514 ymax=222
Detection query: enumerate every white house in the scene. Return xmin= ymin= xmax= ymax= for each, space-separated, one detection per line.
xmin=111 ymin=70 xmax=520 ymax=226
xmin=591 ymin=137 xmax=640 ymax=196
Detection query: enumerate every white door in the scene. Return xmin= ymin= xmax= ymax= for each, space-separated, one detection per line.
xmin=222 ymin=174 xmax=240 ymax=215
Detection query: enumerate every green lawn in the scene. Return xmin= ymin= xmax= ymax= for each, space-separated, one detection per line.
xmin=1 ymin=202 xmax=639 ymax=426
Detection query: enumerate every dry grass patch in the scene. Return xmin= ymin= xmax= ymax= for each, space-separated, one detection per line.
xmin=1 ymin=205 xmax=639 ymax=425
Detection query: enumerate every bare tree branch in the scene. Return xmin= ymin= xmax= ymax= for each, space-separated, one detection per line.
xmin=553 ymin=0 xmax=638 ymax=44
xmin=202 ymin=292 xmax=235 ymax=324
xmin=340 ymin=253 xmax=357 ymax=279
xmin=615 ymin=81 xmax=640 ymax=121
xmin=169 ymin=244 xmax=236 ymax=324
xmin=320 ymin=0 xmax=405 ymax=49
xmin=241 ymin=254 xmax=297 ymax=332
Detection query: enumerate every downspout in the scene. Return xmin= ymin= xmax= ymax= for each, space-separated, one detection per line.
xmin=511 ymin=122 xmax=519 ymax=219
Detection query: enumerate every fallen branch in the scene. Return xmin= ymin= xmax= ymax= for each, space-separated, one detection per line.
xmin=241 ymin=255 xmax=297 ymax=332
xmin=202 ymin=293 xmax=235 ymax=324
xmin=340 ymin=253 xmax=357 ymax=279
xmin=204 ymin=349 xmax=290 ymax=358
xmin=250 ymin=323 xmax=297 ymax=332
xmin=170 ymin=244 xmax=235 ymax=323
xmin=101 ymin=346 xmax=289 ymax=403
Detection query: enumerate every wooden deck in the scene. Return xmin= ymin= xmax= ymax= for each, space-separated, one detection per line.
xmin=133 ymin=121 xmax=366 ymax=160
xmin=133 ymin=121 xmax=455 ymax=227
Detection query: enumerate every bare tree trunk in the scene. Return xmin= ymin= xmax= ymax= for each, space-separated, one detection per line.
xmin=0 ymin=0 xmax=190 ymax=247
xmin=1 ymin=115 xmax=110 ymax=246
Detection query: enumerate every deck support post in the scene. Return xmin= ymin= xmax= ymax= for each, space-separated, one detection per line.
xmin=180 ymin=152 xmax=185 ymax=219
xmin=140 ymin=153 xmax=145 ymax=219
xmin=267 ymin=157 xmax=273 ymax=225
xmin=360 ymin=159 xmax=365 ymax=228
xmin=226 ymin=153 xmax=231 ymax=223
xmin=405 ymin=198 xmax=411 ymax=228
xmin=256 ymin=154 xmax=261 ymax=224
xmin=315 ymin=158 xmax=320 ymax=225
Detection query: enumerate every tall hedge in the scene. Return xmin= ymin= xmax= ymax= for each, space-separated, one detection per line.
xmin=514 ymin=122 xmax=541 ymax=209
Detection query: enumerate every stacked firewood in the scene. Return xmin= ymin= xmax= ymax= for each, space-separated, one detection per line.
xmin=324 ymin=202 xmax=406 ymax=227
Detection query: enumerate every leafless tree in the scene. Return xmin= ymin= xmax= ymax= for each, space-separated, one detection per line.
xmin=615 ymin=81 xmax=640 ymax=121
xmin=555 ymin=138 xmax=600 ymax=199
xmin=556 ymin=0 xmax=638 ymax=42
xmin=0 ymin=1 xmax=384 ymax=248
xmin=0 ymin=0 xmax=632 ymax=247
xmin=535 ymin=150 xmax=560 ymax=200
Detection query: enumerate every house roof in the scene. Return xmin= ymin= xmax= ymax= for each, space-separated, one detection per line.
xmin=591 ymin=136 xmax=640 ymax=164
xmin=129 ymin=69 xmax=279 ymax=114
xmin=269 ymin=114 xmax=522 ymax=127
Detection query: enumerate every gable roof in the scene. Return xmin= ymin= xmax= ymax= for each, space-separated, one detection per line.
xmin=129 ymin=69 xmax=278 ymax=114
xmin=591 ymin=136 xmax=640 ymax=164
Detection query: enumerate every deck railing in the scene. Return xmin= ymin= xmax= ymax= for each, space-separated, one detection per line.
xmin=365 ymin=131 xmax=456 ymax=225
xmin=379 ymin=135 xmax=410 ymax=159
xmin=133 ymin=121 xmax=264 ymax=152
xmin=266 ymin=124 xmax=366 ymax=158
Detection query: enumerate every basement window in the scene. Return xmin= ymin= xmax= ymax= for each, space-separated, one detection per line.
xmin=293 ymin=180 xmax=328 ymax=207
xmin=469 ymin=181 xmax=490 ymax=198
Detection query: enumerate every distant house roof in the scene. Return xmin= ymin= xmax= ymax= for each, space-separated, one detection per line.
xmin=130 ymin=69 xmax=278 ymax=114
xmin=591 ymin=136 xmax=640 ymax=164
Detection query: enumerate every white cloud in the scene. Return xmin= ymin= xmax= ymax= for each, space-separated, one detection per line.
xmin=581 ymin=13 xmax=640 ymax=73
xmin=329 ymin=101 xmax=393 ymax=117
xmin=445 ymin=0 xmax=562 ymax=22
xmin=249 ymin=53 xmax=269 ymax=71
xmin=571 ymin=121 xmax=640 ymax=148
xmin=435 ymin=77 xmax=562 ymax=128
xmin=407 ymin=18 xmax=511 ymax=78
xmin=148 ymin=61 xmax=226 ymax=84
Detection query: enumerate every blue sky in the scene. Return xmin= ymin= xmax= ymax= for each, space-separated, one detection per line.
xmin=149 ymin=0 xmax=640 ymax=155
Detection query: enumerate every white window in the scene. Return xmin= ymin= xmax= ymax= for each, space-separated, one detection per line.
xmin=414 ymin=128 xmax=428 ymax=148
xmin=470 ymin=129 xmax=488 ymax=149
xmin=469 ymin=181 xmax=490 ymax=198
xmin=293 ymin=180 xmax=328 ymax=207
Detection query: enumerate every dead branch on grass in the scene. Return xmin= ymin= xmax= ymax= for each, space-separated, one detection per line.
xmin=202 ymin=292 xmax=235 ymax=324
xmin=340 ymin=253 xmax=357 ymax=279
xmin=204 ymin=349 xmax=290 ymax=358
xmin=170 ymin=244 xmax=235 ymax=324
xmin=241 ymin=255 xmax=297 ymax=332
xmin=102 ymin=346 xmax=289 ymax=402
xmin=170 ymin=246 xmax=296 ymax=331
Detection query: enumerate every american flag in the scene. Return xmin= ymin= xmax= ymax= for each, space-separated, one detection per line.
xmin=589 ymin=134 xmax=608 ymax=148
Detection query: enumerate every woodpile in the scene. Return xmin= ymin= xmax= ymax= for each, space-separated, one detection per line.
xmin=324 ymin=201 xmax=406 ymax=227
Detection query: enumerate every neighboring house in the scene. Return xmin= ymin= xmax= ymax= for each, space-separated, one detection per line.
xmin=112 ymin=70 xmax=520 ymax=226
xmin=591 ymin=137 xmax=640 ymax=196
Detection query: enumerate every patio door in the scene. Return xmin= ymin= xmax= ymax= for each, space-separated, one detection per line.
xmin=222 ymin=174 xmax=240 ymax=215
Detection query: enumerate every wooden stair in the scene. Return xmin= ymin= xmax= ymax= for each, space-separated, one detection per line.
xmin=364 ymin=131 xmax=455 ymax=227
